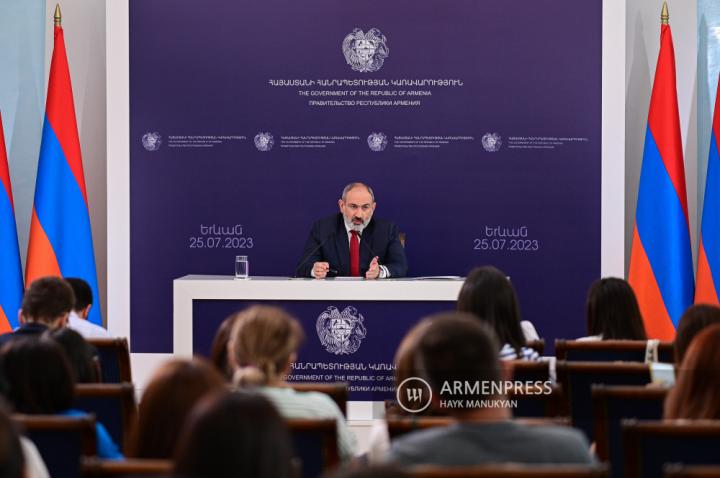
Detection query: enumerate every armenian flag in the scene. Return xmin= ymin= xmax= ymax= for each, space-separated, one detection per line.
xmin=0 ymin=111 xmax=23 ymax=332
xmin=628 ymin=3 xmax=693 ymax=340
xmin=696 ymin=75 xmax=720 ymax=305
xmin=26 ymin=7 xmax=102 ymax=325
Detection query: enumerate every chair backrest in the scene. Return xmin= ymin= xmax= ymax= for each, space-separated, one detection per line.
xmin=664 ymin=464 xmax=720 ymax=478
xmin=74 ymin=383 xmax=138 ymax=453
xmin=13 ymin=414 xmax=97 ymax=478
xmin=407 ymin=464 xmax=609 ymax=478
xmin=87 ymin=338 xmax=132 ymax=383
xmin=82 ymin=458 xmax=173 ymax=477
xmin=509 ymin=384 xmax=565 ymax=418
xmin=623 ymin=420 xmax=720 ymax=478
xmin=511 ymin=360 xmax=551 ymax=383
xmin=556 ymin=361 xmax=652 ymax=440
xmin=591 ymin=385 xmax=668 ymax=478
xmin=555 ymin=340 xmax=674 ymax=363
xmin=288 ymin=382 xmax=348 ymax=417
xmin=527 ymin=339 xmax=546 ymax=356
xmin=286 ymin=418 xmax=339 ymax=478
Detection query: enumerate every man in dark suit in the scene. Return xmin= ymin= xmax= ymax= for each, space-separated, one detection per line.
xmin=296 ymin=182 xmax=407 ymax=279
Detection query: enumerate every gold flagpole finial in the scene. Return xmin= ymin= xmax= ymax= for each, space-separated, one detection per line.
xmin=54 ymin=4 xmax=62 ymax=27
xmin=661 ymin=1 xmax=669 ymax=25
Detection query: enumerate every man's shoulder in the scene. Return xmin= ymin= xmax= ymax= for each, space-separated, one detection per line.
xmin=312 ymin=214 xmax=343 ymax=230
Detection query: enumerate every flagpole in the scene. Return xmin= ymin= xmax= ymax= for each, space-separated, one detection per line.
xmin=54 ymin=4 xmax=62 ymax=26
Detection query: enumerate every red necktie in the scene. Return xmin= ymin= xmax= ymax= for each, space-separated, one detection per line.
xmin=350 ymin=230 xmax=360 ymax=277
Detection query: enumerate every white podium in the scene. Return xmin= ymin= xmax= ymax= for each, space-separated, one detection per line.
xmin=173 ymin=275 xmax=464 ymax=356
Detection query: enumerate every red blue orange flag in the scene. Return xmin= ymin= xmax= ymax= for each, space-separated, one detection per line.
xmin=0 ymin=111 xmax=24 ymax=332
xmin=696 ymin=75 xmax=720 ymax=305
xmin=26 ymin=13 xmax=102 ymax=326
xmin=629 ymin=7 xmax=693 ymax=340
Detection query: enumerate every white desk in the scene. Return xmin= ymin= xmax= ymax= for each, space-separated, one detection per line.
xmin=173 ymin=275 xmax=463 ymax=356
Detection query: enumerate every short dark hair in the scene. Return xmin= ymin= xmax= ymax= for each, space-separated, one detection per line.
xmin=174 ymin=391 xmax=294 ymax=478
xmin=0 ymin=337 xmax=75 ymax=413
xmin=457 ymin=266 xmax=526 ymax=355
xmin=47 ymin=328 xmax=99 ymax=383
xmin=586 ymin=278 xmax=646 ymax=340
xmin=65 ymin=277 xmax=93 ymax=311
xmin=21 ymin=277 xmax=74 ymax=324
xmin=415 ymin=312 xmax=501 ymax=407
xmin=675 ymin=304 xmax=720 ymax=364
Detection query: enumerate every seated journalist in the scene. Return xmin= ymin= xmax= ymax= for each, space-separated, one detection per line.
xmin=296 ymin=182 xmax=407 ymax=279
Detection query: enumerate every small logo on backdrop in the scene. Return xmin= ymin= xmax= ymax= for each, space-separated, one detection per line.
xmin=397 ymin=377 xmax=433 ymax=414
xmin=254 ymin=132 xmax=274 ymax=151
xmin=142 ymin=132 xmax=162 ymax=151
xmin=317 ymin=306 xmax=367 ymax=355
xmin=342 ymin=28 xmax=389 ymax=73
xmin=481 ymin=133 xmax=502 ymax=152
xmin=367 ymin=132 xmax=388 ymax=151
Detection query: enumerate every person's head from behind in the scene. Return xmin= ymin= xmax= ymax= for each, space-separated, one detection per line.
xmin=675 ymin=304 xmax=720 ymax=364
xmin=414 ymin=312 xmax=505 ymax=418
xmin=131 ymin=358 xmax=226 ymax=458
xmin=0 ymin=403 xmax=24 ymax=478
xmin=174 ymin=391 xmax=294 ymax=478
xmin=665 ymin=324 xmax=720 ymax=419
xmin=210 ymin=314 xmax=239 ymax=381
xmin=20 ymin=277 xmax=74 ymax=329
xmin=457 ymin=266 xmax=526 ymax=353
xmin=228 ymin=305 xmax=304 ymax=387
xmin=47 ymin=328 xmax=98 ymax=383
xmin=0 ymin=337 xmax=74 ymax=414
xmin=64 ymin=277 xmax=93 ymax=319
xmin=586 ymin=277 xmax=646 ymax=340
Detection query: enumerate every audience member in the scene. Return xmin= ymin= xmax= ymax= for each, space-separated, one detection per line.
xmin=366 ymin=317 xmax=439 ymax=463
xmin=457 ymin=266 xmax=540 ymax=360
xmin=65 ymin=277 xmax=111 ymax=338
xmin=0 ymin=338 xmax=122 ymax=459
xmin=674 ymin=304 xmax=720 ymax=364
xmin=387 ymin=312 xmax=593 ymax=466
xmin=173 ymin=391 xmax=294 ymax=478
xmin=209 ymin=314 xmax=238 ymax=381
xmin=0 ymin=404 xmax=24 ymax=478
xmin=130 ymin=358 xmax=226 ymax=459
xmin=0 ymin=277 xmax=74 ymax=347
xmin=228 ymin=305 xmax=356 ymax=462
xmin=665 ymin=324 xmax=720 ymax=419
xmin=47 ymin=328 xmax=99 ymax=383
xmin=581 ymin=277 xmax=646 ymax=341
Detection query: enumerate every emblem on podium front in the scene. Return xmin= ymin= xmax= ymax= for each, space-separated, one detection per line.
xmin=254 ymin=132 xmax=274 ymax=151
xmin=367 ymin=132 xmax=388 ymax=151
xmin=342 ymin=28 xmax=389 ymax=73
xmin=481 ymin=132 xmax=502 ymax=152
xmin=142 ymin=132 xmax=162 ymax=151
xmin=317 ymin=306 xmax=367 ymax=355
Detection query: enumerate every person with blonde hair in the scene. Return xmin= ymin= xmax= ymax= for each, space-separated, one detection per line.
xmin=227 ymin=305 xmax=356 ymax=461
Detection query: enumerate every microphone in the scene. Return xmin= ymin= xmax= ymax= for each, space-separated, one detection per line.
xmin=294 ymin=232 xmax=337 ymax=278
xmin=359 ymin=232 xmax=380 ymax=272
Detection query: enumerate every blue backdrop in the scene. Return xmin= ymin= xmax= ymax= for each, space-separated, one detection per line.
xmin=130 ymin=0 xmax=602 ymax=353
